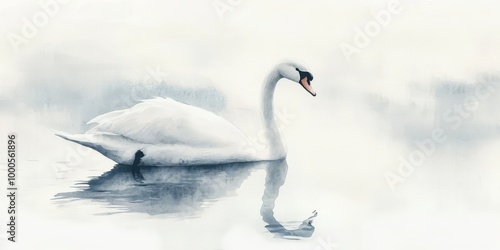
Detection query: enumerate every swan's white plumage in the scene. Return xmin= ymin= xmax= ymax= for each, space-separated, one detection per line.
xmin=87 ymin=98 xmax=248 ymax=147
xmin=57 ymin=98 xmax=259 ymax=166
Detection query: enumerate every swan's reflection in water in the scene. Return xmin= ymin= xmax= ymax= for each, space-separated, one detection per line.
xmin=55 ymin=160 xmax=316 ymax=239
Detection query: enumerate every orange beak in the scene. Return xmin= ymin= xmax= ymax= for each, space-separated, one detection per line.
xmin=300 ymin=76 xmax=316 ymax=97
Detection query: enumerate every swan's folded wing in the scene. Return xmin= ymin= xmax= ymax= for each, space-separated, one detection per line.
xmin=87 ymin=98 xmax=251 ymax=147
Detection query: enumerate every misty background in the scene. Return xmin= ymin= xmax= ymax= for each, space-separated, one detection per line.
xmin=2 ymin=0 xmax=500 ymax=249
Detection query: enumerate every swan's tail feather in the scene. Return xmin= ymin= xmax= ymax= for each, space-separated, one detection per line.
xmin=54 ymin=131 xmax=136 ymax=165
xmin=54 ymin=130 xmax=100 ymax=150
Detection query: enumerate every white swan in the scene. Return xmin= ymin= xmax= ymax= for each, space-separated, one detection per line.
xmin=56 ymin=59 xmax=315 ymax=166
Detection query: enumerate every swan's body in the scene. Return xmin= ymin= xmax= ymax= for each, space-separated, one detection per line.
xmin=56 ymin=59 xmax=315 ymax=166
xmin=57 ymin=98 xmax=260 ymax=166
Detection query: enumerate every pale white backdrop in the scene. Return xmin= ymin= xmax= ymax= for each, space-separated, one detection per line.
xmin=2 ymin=0 xmax=500 ymax=249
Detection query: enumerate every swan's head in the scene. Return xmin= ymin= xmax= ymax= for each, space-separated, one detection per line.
xmin=278 ymin=60 xmax=316 ymax=97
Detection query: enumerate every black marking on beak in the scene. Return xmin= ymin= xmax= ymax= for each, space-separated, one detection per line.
xmin=296 ymin=68 xmax=313 ymax=85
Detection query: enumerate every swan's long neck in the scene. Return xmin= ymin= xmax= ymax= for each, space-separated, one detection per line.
xmin=261 ymin=67 xmax=286 ymax=159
